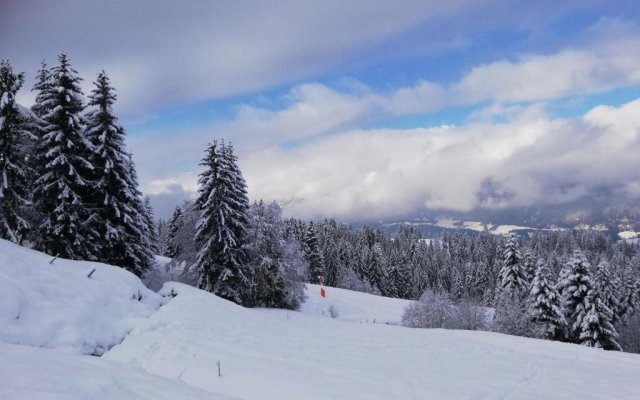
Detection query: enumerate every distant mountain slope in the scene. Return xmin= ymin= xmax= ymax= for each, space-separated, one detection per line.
xmin=363 ymin=197 xmax=640 ymax=238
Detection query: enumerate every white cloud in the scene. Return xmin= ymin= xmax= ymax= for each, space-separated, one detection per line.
xmin=241 ymin=99 xmax=640 ymax=220
xmin=127 ymin=28 xmax=640 ymax=220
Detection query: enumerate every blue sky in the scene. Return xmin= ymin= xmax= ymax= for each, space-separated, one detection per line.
xmin=2 ymin=1 xmax=640 ymax=219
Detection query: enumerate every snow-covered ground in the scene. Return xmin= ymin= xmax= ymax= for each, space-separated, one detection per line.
xmin=2 ymin=239 xmax=640 ymax=399
xmin=107 ymin=282 xmax=640 ymax=400
xmin=0 ymin=342 xmax=234 ymax=400
xmin=0 ymin=239 xmax=162 ymax=355
xmin=298 ymin=283 xmax=411 ymax=324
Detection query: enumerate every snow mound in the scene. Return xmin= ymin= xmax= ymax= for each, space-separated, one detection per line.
xmin=0 ymin=342 xmax=235 ymax=400
xmin=106 ymin=282 xmax=640 ymax=400
xmin=0 ymin=239 xmax=163 ymax=355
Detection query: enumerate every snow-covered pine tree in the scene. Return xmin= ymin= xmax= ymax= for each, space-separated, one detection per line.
xmin=528 ymin=259 xmax=567 ymax=340
xmin=522 ymin=252 xmax=536 ymax=287
xmin=579 ymin=291 xmax=621 ymax=351
xmin=194 ymin=140 xmax=250 ymax=304
xmin=32 ymin=54 xmax=98 ymax=260
xmin=0 ymin=60 xmax=34 ymax=244
xmin=29 ymin=61 xmax=53 ymax=186
xmin=559 ymin=250 xmax=594 ymax=342
xmin=244 ymin=201 xmax=306 ymax=309
xmin=593 ymin=260 xmax=621 ymax=324
xmin=83 ymin=71 xmax=153 ymax=275
xmin=493 ymin=234 xmax=529 ymax=335
xmin=619 ymin=265 xmax=640 ymax=321
xmin=144 ymin=197 xmax=159 ymax=254
xmin=164 ymin=205 xmax=184 ymax=258
xmin=31 ymin=61 xmax=53 ymax=119
xmin=128 ymin=155 xmax=157 ymax=274
xmin=498 ymin=234 xmax=526 ymax=293
xmin=304 ymin=222 xmax=324 ymax=283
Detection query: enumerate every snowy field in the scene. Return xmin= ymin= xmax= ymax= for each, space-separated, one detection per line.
xmin=2 ymin=239 xmax=640 ymax=399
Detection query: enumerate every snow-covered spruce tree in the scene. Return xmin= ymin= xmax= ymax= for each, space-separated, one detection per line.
xmin=32 ymin=54 xmax=98 ymax=260
xmin=143 ymin=196 xmax=159 ymax=254
xmin=83 ymin=71 xmax=152 ymax=275
xmin=579 ymin=291 xmax=621 ymax=350
xmin=194 ymin=141 xmax=250 ymax=304
xmin=0 ymin=60 xmax=34 ymax=244
xmin=305 ymin=222 xmax=324 ymax=283
xmin=522 ymin=252 xmax=536 ymax=287
xmin=31 ymin=61 xmax=53 ymax=119
xmin=164 ymin=205 xmax=183 ymax=258
xmin=618 ymin=266 xmax=640 ymax=321
xmin=493 ymin=234 xmax=530 ymax=335
xmin=528 ymin=259 xmax=567 ymax=340
xmin=244 ymin=201 xmax=306 ymax=309
xmin=594 ymin=260 xmax=621 ymax=324
xmin=559 ymin=250 xmax=594 ymax=342
xmin=29 ymin=61 xmax=54 ymax=188
xmin=128 ymin=155 xmax=157 ymax=274
xmin=498 ymin=234 xmax=526 ymax=292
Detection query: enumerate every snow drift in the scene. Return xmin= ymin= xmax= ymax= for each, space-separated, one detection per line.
xmin=0 ymin=239 xmax=162 ymax=355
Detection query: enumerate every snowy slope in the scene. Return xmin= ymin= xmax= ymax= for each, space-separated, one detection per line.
xmin=106 ymin=282 xmax=640 ymax=400
xmin=0 ymin=343 xmax=235 ymax=400
xmin=298 ymin=283 xmax=411 ymax=323
xmin=0 ymin=239 xmax=162 ymax=354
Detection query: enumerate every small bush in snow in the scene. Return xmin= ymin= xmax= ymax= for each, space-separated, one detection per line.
xmin=403 ymin=290 xmax=490 ymax=331
xmin=402 ymin=290 xmax=455 ymax=329
xmin=451 ymin=298 xmax=489 ymax=331
xmin=328 ymin=303 xmax=339 ymax=319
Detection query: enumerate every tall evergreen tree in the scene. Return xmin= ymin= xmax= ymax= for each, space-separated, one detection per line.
xmin=31 ymin=61 xmax=53 ymax=119
xmin=494 ymin=235 xmax=529 ymax=335
xmin=84 ymin=71 xmax=152 ymax=274
xmin=579 ymin=291 xmax=621 ymax=350
xmin=143 ymin=197 xmax=159 ymax=254
xmin=619 ymin=265 xmax=640 ymax=321
xmin=32 ymin=54 xmax=97 ymax=260
xmin=559 ymin=250 xmax=594 ymax=342
xmin=304 ymin=222 xmax=324 ymax=283
xmin=0 ymin=60 xmax=34 ymax=243
xmin=164 ymin=205 xmax=183 ymax=258
xmin=194 ymin=140 xmax=250 ymax=304
xmin=522 ymin=252 xmax=537 ymax=286
xmin=528 ymin=259 xmax=567 ymax=340
xmin=244 ymin=201 xmax=306 ymax=309
xmin=498 ymin=235 xmax=526 ymax=293
xmin=593 ymin=260 xmax=621 ymax=324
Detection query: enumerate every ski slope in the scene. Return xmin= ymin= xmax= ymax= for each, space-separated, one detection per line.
xmin=2 ymin=239 xmax=640 ymax=399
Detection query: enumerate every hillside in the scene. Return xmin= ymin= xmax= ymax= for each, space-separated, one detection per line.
xmin=2 ymin=239 xmax=640 ymax=399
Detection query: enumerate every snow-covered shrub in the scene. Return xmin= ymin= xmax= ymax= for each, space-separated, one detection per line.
xmin=328 ymin=303 xmax=339 ymax=319
xmin=451 ymin=298 xmax=489 ymax=331
xmin=402 ymin=290 xmax=455 ymax=328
